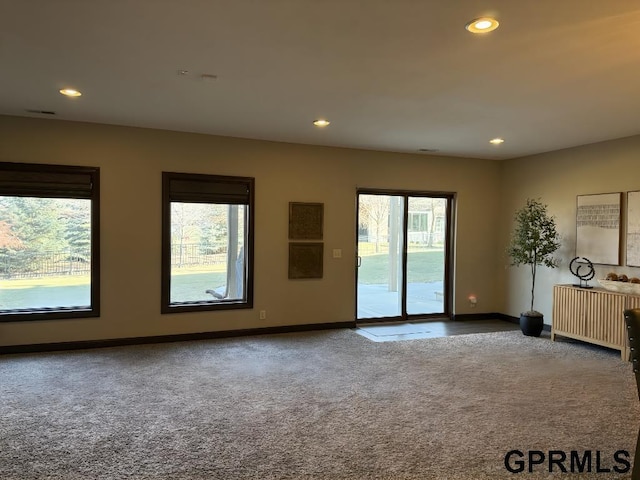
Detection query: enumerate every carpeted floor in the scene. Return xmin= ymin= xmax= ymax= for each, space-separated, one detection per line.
xmin=1 ymin=329 xmax=638 ymax=479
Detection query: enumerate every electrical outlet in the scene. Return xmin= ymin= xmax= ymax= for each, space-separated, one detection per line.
xmin=259 ymin=310 xmax=267 ymax=320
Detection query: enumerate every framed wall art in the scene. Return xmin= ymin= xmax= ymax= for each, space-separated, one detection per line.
xmin=288 ymin=242 xmax=323 ymax=279
xmin=627 ymin=191 xmax=640 ymax=267
xmin=289 ymin=202 xmax=324 ymax=240
xmin=576 ymin=192 xmax=621 ymax=265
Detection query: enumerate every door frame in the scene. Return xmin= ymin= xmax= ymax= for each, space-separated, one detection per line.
xmin=355 ymin=188 xmax=456 ymax=323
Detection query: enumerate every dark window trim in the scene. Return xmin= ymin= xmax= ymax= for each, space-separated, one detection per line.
xmin=355 ymin=188 xmax=455 ymax=322
xmin=161 ymin=172 xmax=255 ymax=314
xmin=0 ymin=162 xmax=100 ymax=322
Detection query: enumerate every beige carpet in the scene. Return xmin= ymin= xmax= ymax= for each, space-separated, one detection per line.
xmin=0 ymin=329 xmax=638 ymax=479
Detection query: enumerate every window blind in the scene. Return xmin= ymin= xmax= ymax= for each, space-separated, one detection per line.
xmin=0 ymin=163 xmax=97 ymax=198
xmin=165 ymin=173 xmax=252 ymax=204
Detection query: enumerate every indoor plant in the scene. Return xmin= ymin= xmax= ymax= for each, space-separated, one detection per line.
xmin=507 ymin=198 xmax=560 ymax=336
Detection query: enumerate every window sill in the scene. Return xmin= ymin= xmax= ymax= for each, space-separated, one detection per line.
xmin=0 ymin=307 xmax=99 ymax=322
xmin=162 ymin=300 xmax=252 ymax=314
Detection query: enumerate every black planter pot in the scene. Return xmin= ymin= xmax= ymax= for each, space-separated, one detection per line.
xmin=520 ymin=313 xmax=544 ymax=337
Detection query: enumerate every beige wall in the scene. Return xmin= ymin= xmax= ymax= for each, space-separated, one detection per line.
xmin=0 ymin=115 xmax=502 ymax=346
xmin=500 ymin=134 xmax=640 ymax=324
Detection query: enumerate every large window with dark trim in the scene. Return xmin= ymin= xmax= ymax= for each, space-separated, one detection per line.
xmin=162 ymin=172 xmax=254 ymax=313
xmin=0 ymin=162 xmax=100 ymax=321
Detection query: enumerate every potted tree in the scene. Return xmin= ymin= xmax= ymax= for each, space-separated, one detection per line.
xmin=507 ymin=198 xmax=561 ymax=337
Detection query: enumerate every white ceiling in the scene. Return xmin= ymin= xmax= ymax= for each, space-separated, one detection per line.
xmin=2 ymin=1 xmax=640 ymax=160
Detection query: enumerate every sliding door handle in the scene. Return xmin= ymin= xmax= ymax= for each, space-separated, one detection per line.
xmin=356 ymin=255 xmax=362 ymax=267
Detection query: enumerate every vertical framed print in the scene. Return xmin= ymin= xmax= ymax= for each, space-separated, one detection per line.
xmin=627 ymin=191 xmax=640 ymax=267
xmin=576 ymin=192 xmax=621 ymax=265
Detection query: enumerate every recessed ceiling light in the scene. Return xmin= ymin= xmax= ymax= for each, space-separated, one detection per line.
xmin=490 ymin=138 xmax=505 ymax=145
xmin=465 ymin=17 xmax=499 ymax=34
xmin=59 ymin=88 xmax=82 ymax=97
xmin=313 ymin=119 xmax=330 ymax=127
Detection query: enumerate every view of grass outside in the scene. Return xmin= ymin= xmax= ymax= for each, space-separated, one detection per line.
xmin=2 ymin=247 xmax=445 ymax=309
xmin=0 ymin=196 xmax=93 ymax=311
xmin=0 ymin=275 xmax=90 ymax=310
xmin=1 ymin=251 xmax=445 ymax=311
xmin=358 ymin=242 xmax=445 ymax=284
xmin=0 ymin=219 xmax=442 ymax=310
xmin=2 ymin=186 xmax=444 ymax=315
xmin=356 ymin=192 xmax=448 ymax=318
xmin=357 ymin=244 xmax=447 ymax=318
xmin=169 ymin=266 xmax=228 ymax=303
xmin=169 ymin=202 xmax=246 ymax=303
xmin=0 ymin=197 xmax=247 ymax=310
xmin=0 ymin=269 xmax=232 ymax=310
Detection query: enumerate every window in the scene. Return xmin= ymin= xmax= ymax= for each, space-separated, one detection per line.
xmin=162 ymin=172 xmax=254 ymax=313
xmin=408 ymin=212 xmax=428 ymax=233
xmin=0 ymin=162 xmax=100 ymax=321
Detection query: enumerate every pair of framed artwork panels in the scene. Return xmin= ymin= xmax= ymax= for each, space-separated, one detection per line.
xmin=576 ymin=191 xmax=640 ymax=267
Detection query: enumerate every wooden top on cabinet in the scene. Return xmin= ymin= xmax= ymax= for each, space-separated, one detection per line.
xmin=555 ymin=284 xmax=625 ymax=295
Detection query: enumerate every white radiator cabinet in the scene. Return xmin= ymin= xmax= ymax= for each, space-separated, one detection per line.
xmin=552 ymin=284 xmax=632 ymax=360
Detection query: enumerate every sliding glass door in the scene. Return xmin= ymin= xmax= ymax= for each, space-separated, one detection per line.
xmin=356 ymin=194 xmax=405 ymax=318
xmin=356 ymin=191 xmax=452 ymax=321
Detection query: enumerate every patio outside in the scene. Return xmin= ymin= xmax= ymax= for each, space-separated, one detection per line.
xmin=357 ymin=242 xmax=445 ymax=319
xmin=357 ymin=193 xmax=447 ymax=320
